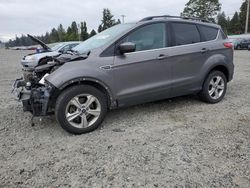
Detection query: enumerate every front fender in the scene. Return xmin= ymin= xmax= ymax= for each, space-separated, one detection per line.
xmin=46 ymin=61 xmax=113 ymax=88
xmin=45 ymin=61 xmax=116 ymax=108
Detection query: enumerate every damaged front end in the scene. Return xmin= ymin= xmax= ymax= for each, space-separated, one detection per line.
xmin=12 ymin=75 xmax=54 ymax=116
xmin=12 ymin=61 xmax=59 ymax=116
xmin=12 ymin=52 xmax=89 ymax=117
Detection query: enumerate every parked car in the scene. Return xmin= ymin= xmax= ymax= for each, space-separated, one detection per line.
xmin=234 ymin=38 xmax=250 ymax=50
xmin=12 ymin=15 xmax=234 ymax=134
xmin=248 ymin=44 xmax=250 ymax=50
xmin=21 ymin=35 xmax=81 ymax=68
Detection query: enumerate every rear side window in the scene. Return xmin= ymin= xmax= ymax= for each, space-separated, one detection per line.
xmin=198 ymin=25 xmax=218 ymax=41
xmin=171 ymin=23 xmax=200 ymax=46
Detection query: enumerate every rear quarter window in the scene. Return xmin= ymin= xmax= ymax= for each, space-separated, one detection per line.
xmin=198 ymin=25 xmax=219 ymax=41
xmin=220 ymin=30 xmax=227 ymax=39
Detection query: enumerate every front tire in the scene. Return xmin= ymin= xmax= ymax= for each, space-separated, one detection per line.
xmin=55 ymin=85 xmax=108 ymax=134
xmin=199 ymin=71 xmax=227 ymax=104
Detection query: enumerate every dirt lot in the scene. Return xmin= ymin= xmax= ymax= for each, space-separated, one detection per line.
xmin=0 ymin=49 xmax=249 ymax=188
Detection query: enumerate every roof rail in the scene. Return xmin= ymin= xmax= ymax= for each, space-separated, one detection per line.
xmin=139 ymin=15 xmax=211 ymax=23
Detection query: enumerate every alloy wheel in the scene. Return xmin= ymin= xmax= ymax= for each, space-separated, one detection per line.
xmin=208 ymin=75 xmax=225 ymax=100
xmin=65 ymin=94 xmax=101 ymax=128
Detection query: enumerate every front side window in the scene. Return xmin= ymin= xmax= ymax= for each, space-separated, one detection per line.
xmin=122 ymin=23 xmax=166 ymax=52
xmin=172 ymin=23 xmax=200 ymax=46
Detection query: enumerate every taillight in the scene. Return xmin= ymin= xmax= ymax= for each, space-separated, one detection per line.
xmin=223 ymin=42 xmax=233 ymax=49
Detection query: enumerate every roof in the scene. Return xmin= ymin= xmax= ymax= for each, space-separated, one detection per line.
xmin=137 ymin=15 xmax=220 ymax=28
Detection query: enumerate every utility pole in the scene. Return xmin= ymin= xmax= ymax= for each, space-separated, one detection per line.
xmin=245 ymin=0 xmax=250 ymax=33
xmin=78 ymin=23 xmax=81 ymax=41
xmin=121 ymin=15 xmax=126 ymax=23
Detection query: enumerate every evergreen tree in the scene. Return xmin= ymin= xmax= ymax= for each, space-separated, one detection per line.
xmin=49 ymin=28 xmax=59 ymax=43
xmin=80 ymin=21 xmax=88 ymax=41
xmin=57 ymin=24 xmax=66 ymax=42
xmin=98 ymin=8 xmax=118 ymax=32
xmin=71 ymin=22 xmax=78 ymax=33
xmin=15 ymin=36 xmax=21 ymax=46
xmin=89 ymin=29 xmax=97 ymax=37
xmin=65 ymin=21 xmax=79 ymax=41
xmin=239 ymin=0 xmax=250 ymax=33
xmin=44 ymin=32 xmax=50 ymax=44
xmin=229 ymin=12 xmax=241 ymax=34
xmin=181 ymin=0 xmax=221 ymax=22
xmin=66 ymin=26 xmax=73 ymax=41
xmin=98 ymin=25 xmax=103 ymax=33
xmin=217 ymin=12 xmax=228 ymax=33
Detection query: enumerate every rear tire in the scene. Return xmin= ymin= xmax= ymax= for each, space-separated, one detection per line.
xmin=199 ymin=71 xmax=227 ymax=104
xmin=55 ymin=85 xmax=108 ymax=134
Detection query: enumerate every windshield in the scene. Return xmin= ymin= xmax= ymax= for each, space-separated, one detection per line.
xmin=50 ymin=43 xmax=65 ymax=51
xmin=73 ymin=23 xmax=136 ymax=54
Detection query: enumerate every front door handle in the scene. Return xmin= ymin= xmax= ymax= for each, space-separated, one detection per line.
xmin=200 ymin=48 xmax=209 ymax=53
xmin=100 ymin=65 xmax=112 ymax=70
xmin=157 ymin=54 xmax=168 ymax=60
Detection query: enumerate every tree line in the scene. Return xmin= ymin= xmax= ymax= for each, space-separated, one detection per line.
xmin=217 ymin=0 xmax=249 ymax=35
xmin=5 ymin=1 xmax=250 ymax=47
xmin=182 ymin=0 xmax=249 ymax=35
xmin=6 ymin=8 xmax=120 ymax=47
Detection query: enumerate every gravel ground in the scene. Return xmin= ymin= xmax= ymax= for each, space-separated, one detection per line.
xmin=0 ymin=49 xmax=249 ymax=188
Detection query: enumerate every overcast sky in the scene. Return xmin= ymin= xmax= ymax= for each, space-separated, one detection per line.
xmin=0 ymin=0 xmax=243 ymax=42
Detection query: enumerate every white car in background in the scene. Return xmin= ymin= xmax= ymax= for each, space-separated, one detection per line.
xmin=21 ymin=34 xmax=81 ymax=68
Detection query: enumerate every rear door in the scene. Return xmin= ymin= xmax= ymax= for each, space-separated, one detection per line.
xmin=113 ymin=23 xmax=172 ymax=107
xmin=168 ymin=22 xmax=212 ymax=96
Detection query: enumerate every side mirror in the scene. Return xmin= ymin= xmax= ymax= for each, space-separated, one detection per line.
xmin=119 ymin=42 xmax=136 ymax=54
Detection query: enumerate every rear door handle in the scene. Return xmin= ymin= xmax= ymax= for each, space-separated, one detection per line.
xmin=157 ymin=54 xmax=168 ymax=60
xmin=200 ymin=48 xmax=209 ymax=53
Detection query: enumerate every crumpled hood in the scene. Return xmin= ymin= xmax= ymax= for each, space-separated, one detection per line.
xmin=28 ymin=34 xmax=51 ymax=50
xmin=55 ymin=53 xmax=89 ymax=63
xmin=23 ymin=51 xmax=60 ymax=60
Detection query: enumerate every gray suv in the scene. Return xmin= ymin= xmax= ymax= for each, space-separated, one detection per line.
xmin=13 ymin=15 xmax=234 ymax=134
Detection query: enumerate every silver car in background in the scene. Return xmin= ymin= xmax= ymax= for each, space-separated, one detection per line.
xmin=21 ymin=35 xmax=81 ymax=68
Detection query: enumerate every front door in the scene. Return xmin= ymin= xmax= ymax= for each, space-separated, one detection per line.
xmin=113 ymin=23 xmax=171 ymax=107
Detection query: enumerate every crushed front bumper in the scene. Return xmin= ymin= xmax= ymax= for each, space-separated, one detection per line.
xmin=12 ymin=78 xmax=52 ymax=116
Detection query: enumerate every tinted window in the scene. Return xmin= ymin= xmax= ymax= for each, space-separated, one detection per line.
xmin=220 ymin=30 xmax=227 ymax=39
xmin=172 ymin=23 xmax=200 ymax=46
xmin=122 ymin=23 xmax=166 ymax=52
xmin=199 ymin=25 xmax=218 ymax=41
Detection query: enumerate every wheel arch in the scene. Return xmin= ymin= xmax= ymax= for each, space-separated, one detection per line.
xmin=50 ymin=77 xmax=116 ymax=110
xmin=207 ymin=65 xmax=229 ymax=82
xmin=38 ymin=56 xmax=53 ymax=65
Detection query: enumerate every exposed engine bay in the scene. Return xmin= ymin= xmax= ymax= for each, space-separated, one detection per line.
xmin=12 ymin=52 xmax=88 ymax=116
